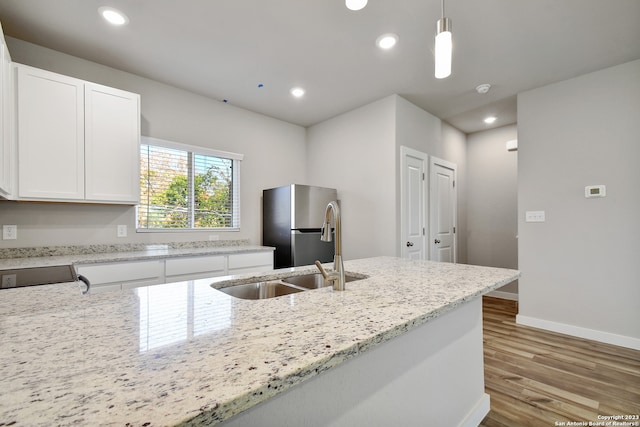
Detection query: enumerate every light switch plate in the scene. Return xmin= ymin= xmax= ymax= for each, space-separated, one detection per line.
xmin=2 ymin=225 xmax=17 ymax=240
xmin=525 ymin=211 xmax=545 ymax=223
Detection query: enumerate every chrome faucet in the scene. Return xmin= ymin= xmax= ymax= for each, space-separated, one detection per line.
xmin=315 ymin=200 xmax=346 ymax=291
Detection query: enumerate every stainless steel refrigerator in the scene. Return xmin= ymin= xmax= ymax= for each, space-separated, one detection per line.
xmin=263 ymin=184 xmax=337 ymax=268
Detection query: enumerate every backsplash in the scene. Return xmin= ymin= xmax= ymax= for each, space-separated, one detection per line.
xmin=0 ymin=239 xmax=250 ymax=259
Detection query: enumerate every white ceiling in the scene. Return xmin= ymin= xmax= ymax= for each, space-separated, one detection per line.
xmin=1 ymin=0 xmax=639 ymax=134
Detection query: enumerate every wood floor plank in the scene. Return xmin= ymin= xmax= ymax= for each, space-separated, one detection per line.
xmin=481 ymin=296 xmax=640 ymax=426
xmin=484 ymin=363 xmax=600 ymax=410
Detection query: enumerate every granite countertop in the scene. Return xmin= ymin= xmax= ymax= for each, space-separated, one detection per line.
xmin=0 ymin=256 xmax=520 ymax=426
xmin=0 ymin=241 xmax=274 ymax=270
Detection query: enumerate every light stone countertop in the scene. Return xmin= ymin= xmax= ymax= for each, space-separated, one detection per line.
xmin=0 ymin=243 xmax=274 ymax=270
xmin=0 ymin=256 xmax=519 ymax=426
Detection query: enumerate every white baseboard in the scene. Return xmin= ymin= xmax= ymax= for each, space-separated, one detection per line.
xmin=460 ymin=393 xmax=490 ymax=427
xmin=486 ymin=290 xmax=519 ymax=301
xmin=516 ymin=314 xmax=640 ymax=351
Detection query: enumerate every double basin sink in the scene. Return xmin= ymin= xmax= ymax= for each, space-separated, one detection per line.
xmin=216 ymin=273 xmax=364 ymax=300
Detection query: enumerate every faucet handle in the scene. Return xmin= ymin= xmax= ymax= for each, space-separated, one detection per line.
xmin=315 ymin=261 xmax=338 ymax=282
xmin=315 ymin=260 xmax=330 ymax=279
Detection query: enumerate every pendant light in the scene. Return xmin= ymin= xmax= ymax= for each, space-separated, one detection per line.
xmin=346 ymin=0 xmax=368 ymax=11
xmin=434 ymin=0 xmax=452 ymax=79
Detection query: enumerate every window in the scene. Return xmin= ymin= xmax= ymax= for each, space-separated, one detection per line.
xmin=138 ymin=136 xmax=242 ymax=230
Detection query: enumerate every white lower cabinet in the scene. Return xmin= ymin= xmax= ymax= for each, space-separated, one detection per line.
xmin=227 ymin=252 xmax=274 ymax=275
xmin=76 ymin=260 xmax=164 ymax=294
xmin=76 ymin=251 xmax=274 ymax=294
xmin=164 ymin=255 xmax=226 ymax=283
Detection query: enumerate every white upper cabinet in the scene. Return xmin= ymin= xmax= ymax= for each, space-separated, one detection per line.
xmin=0 ymin=24 xmax=14 ymax=198
xmin=85 ymin=83 xmax=140 ymax=203
xmin=15 ymin=64 xmax=140 ymax=204
xmin=17 ymin=65 xmax=85 ymax=200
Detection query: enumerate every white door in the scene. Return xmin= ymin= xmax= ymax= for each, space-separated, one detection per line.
xmin=429 ymin=157 xmax=457 ymax=263
xmin=400 ymin=146 xmax=427 ymax=259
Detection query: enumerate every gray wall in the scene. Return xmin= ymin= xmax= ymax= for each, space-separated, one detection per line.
xmin=1 ymin=37 xmax=307 ymax=248
xmin=306 ymin=95 xmax=397 ymax=260
xmin=517 ymin=59 xmax=640 ymax=346
xmin=466 ymin=124 xmax=518 ymax=295
xmin=307 ymin=94 xmax=468 ymax=262
xmin=395 ymin=97 xmax=467 ymax=264
xmin=2 ymin=38 xmax=468 ymax=262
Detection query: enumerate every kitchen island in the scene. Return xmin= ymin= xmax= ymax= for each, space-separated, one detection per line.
xmin=0 ymin=256 xmax=519 ymax=426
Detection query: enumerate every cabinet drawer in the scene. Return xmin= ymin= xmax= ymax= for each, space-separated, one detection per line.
xmin=76 ymin=260 xmax=163 ymax=285
xmin=227 ymin=252 xmax=273 ymax=270
xmin=227 ymin=265 xmax=274 ymax=275
xmin=164 ymin=270 xmax=227 ymax=284
xmin=165 ymin=255 xmax=226 ymax=277
xmin=121 ymin=277 xmax=165 ymax=291
xmin=88 ymin=283 xmax=122 ymax=294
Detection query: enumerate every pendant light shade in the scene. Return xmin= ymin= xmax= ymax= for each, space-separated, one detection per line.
xmin=434 ymin=0 xmax=452 ymax=79
xmin=435 ymin=17 xmax=452 ymax=79
xmin=346 ymin=0 xmax=368 ymax=11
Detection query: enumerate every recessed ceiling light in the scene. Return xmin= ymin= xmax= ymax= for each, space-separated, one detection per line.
xmin=98 ymin=7 xmax=129 ymax=26
xmin=376 ymin=33 xmax=399 ymax=50
xmin=345 ymin=0 xmax=368 ymax=11
xmin=475 ymin=84 xmax=491 ymax=94
xmin=484 ymin=116 xmax=497 ymax=124
xmin=290 ymin=87 xmax=305 ymax=98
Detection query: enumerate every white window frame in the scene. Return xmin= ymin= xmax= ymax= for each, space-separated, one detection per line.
xmin=137 ymin=136 xmax=243 ymax=232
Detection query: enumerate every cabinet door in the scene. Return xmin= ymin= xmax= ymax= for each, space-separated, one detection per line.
xmin=85 ymin=83 xmax=140 ymax=203
xmin=165 ymin=255 xmax=227 ymax=282
xmin=76 ymin=260 xmax=164 ymax=291
xmin=227 ymin=252 xmax=274 ymax=274
xmin=0 ymin=40 xmax=13 ymax=198
xmin=17 ymin=65 xmax=84 ymax=200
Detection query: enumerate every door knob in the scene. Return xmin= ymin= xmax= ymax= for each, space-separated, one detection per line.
xmin=406 ymin=242 xmax=414 ymax=247
xmin=434 ymin=239 xmax=441 ymax=244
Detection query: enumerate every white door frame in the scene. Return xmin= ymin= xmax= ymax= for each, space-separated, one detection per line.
xmin=429 ymin=156 xmax=457 ymax=263
xmin=400 ymin=146 xmax=428 ymax=259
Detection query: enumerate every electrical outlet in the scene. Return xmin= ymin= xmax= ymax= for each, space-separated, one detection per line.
xmin=209 ymin=234 xmax=219 ymax=241
xmin=2 ymin=225 xmax=17 ymax=240
xmin=2 ymin=274 xmax=17 ymax=288
xmin=117 ymin=225 xmax=127 ymax=238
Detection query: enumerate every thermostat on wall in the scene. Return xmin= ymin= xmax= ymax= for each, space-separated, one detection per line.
xmin=585 ymin=185 xmax=606 ymax=198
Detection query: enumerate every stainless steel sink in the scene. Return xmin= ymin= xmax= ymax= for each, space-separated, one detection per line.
xmin=217 ymin=281 xmax=303 ymax=300
xmin=282 ymin=273 xmax=363 ymax=290
xmin=215 ymin=272 xmax=366 ymax=300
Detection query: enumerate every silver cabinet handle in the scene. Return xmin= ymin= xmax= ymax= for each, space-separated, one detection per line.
xmin=406 ymin=242 xmax=414 ymax=247
xmin=434 ymin=239 xmax=441 ymax=244
xmin=78 ymin=274 xmax=91 ymax=294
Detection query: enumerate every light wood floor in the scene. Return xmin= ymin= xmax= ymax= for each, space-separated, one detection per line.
xmin=480 ymin=297 xmax=640 ymax=427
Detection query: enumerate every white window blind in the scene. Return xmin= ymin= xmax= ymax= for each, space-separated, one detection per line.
xmin=138 ymin=137 xmax=242 ymax=231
